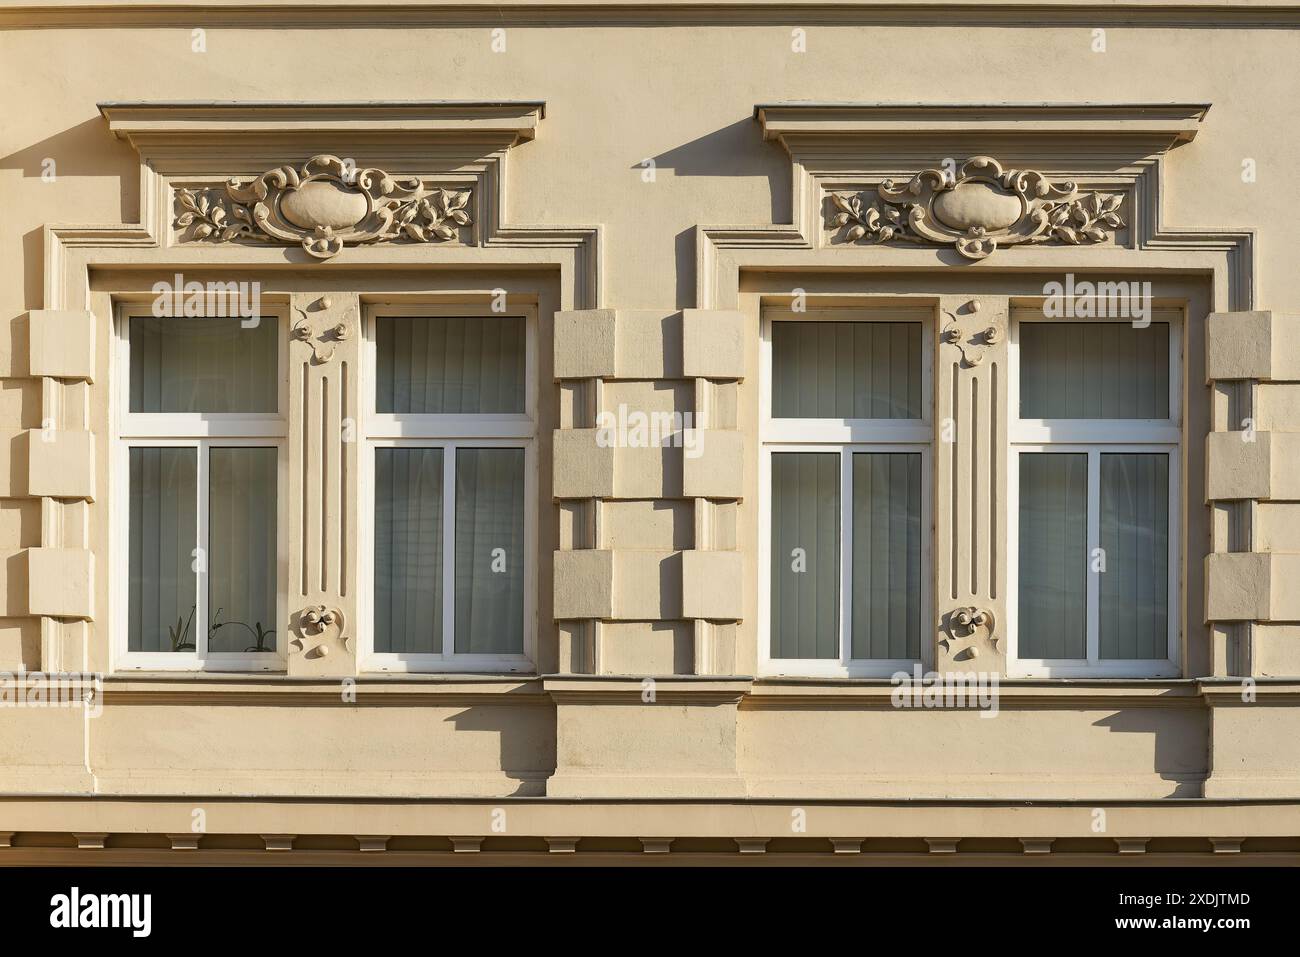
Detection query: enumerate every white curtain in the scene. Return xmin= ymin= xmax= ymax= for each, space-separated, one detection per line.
xmin=851 ymin=452 xmax=922 ymax=660
xmin=770 ymin=452 xmax=839 ymax=659
xmin=1018 ymin=453 xmax=1088 ymax=659
xmin=454 ymin=448 xmax=525 ymax=654
xmin=772 ymin=321 xmax=921 ymax=419
xmin=1019 ymin=322 xmax=1168 ymax=419
xmin=207 ymin=448 xmax=277 ymax=653
xmin=1100 ymin=453 xmax=1169 ymax=658
xmin=373 ymin=448 xmax=443 ymax=653
xmin=376 ymin=316 xmax=525 ymax=414
xmin=129 ymin=316 xmax=277 ymax=413
xmin=128 ymin=447 xmax=197 ymax=653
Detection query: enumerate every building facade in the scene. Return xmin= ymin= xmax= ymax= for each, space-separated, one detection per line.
xmin=1 ymin=1 xmax=1299 ymax=863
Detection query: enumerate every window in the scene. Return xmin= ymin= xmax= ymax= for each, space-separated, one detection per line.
xmin=361 ymin=307 xmax=536 ymax=672
xmin=114 ymin=308 xmax=287 ymax=671
xmin=760 ymin=309 xmax=932 ymax=677
xmin=1007 ymin=309 xmax=1181 ymax=677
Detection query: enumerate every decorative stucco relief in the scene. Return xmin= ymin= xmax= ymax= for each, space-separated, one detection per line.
xmin=173 ymin=153 xmax=473 ymax=259
xmin=290 ymin=605 xmax=351 ymax=660
xmin=941 ymin=300 xmax=1004 ymax=369
xmin=829 ymin=155 xmax=1125 ymax=260
xmin=291 ymin=295 xmax=349 ymax=364
xmin=940 ymin=606 xmax=999 ymax=662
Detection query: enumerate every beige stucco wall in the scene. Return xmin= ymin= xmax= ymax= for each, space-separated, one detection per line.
xmin=1 ymin=1 xmax=1299 ymax=860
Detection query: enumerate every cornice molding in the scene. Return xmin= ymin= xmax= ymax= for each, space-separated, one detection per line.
xmin=101 ymin=102 xmax=543 ymax=144
xmin=756 ymin=102 xmax=1209 ymax=151
xmin=6 ymin=4 xmax=1300 ymax=30
xmin=100 ymin=100 xmax=545 ymax=158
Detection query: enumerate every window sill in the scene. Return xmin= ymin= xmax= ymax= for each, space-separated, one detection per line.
xmin=747 ymin=676 xmax=1207 ymax=706
xmin=97 ymin=672 xmax=547 ymax=705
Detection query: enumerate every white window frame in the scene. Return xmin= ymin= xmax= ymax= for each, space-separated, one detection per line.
xmin=112 ymin=303 xmax=289 ymax=672
xmin=1006 ymin=308 xmax=1182 ymax=678
xmin=759 ymin=305 xmax=933 ymax=678
xmin=359 ymin=303 xmax=537 ymax=674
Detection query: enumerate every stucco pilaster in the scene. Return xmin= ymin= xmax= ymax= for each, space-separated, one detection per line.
xmin=285 ymin=292 xmax=360 ymax=677
xmin=934 ymin=295 xmax=1008 ymax=674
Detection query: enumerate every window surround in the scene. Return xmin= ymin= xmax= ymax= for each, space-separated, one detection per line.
xmin=758 ymin=304 xmax=934 ymax=678
xmin=110 ymin=300 xmax=290 ymax=672
xmin=1005 ymin=305 xmax=1183 ymax=678
xmin=358 ymin=302 xmax=538 ymax=674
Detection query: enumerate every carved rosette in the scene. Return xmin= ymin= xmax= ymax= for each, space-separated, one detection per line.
xmin=829 ymin=155 xmax=1124 ymax=260
xmin=174 ymin=154 xmax=473 ymax=259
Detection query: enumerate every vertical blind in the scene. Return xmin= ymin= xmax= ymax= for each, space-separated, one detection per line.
xmin=851 ymin=452 xmax=922 ymax=660
xmin=770 ymin=452 xmax=839 ymax=659
xmin=1100 ymin=453 xmax=1169 ymax=659
xmin=130 ymin=316 xmax=277 ymax=413
xmin=128 ymin=447 xmax=197 ymax=653
xmin=128 ymin=447 xmax=277 ymax=654
xmin=376 ymin=315 xmax=525 ymax=414
xmin=374 ymin=448 xmax=444 ymax=654
xmin=373 ymin=314 xmax=529 ymax=657
xmin=770 ymin=451 xmax=922 ymax=660
xmin=772 ymin=321 xmax=922 ymax=419
xmin=207 ymin=448 xmax=278 ymax=653
xmin=1018 ymin=453 xmax=1088 ymax=659
xmin=454 ymin=448 xmax=525 ymax=654
xmin=1019 ymin=322 xmax=1169 ymax=419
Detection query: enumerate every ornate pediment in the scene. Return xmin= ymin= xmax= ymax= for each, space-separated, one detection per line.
xmin=174 ymin=154 xmax=472 ymax=259
xmin=100 ymin=101 xmax=548 ymax=260
xmin=828 ymin=156 xmax=1125 ymax=260
xmin=752 ymin=103 xmax=1210 ymax=263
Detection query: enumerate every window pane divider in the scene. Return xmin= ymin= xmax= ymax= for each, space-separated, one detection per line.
xmin=368 ymin=413 xmax=533 ymax=440
xmin=839 ymin=448 xmax=852 ymax=670
xmin=1086 ymin=449 xmax=1102 ymax=667
xmin=196 ymin=443 xmax=209 ymax=659
xmin=766 ymin=419 xmax=931 ymax=445
xmin=441 ymin=443 xmax=457 ymax=659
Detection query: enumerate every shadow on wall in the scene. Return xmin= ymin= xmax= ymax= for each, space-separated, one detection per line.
xmin=1093 ymin=705 xmax=1209 ymax=797
xmin=632 ymin=117 xmax=790 ymax=309
xmin=445 ymin=700 xmax=557 ymax=797
xmin=0 ymin=117 xmax=140 ymax=311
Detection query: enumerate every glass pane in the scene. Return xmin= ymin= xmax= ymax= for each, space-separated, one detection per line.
xmin=455 ymin=448 xmax=525 ymax=655
xmin=1100 ymin=453 xmax=1170 ymax=659
xmin=129 ymin=315 xmax=277 ymax=413
xmin=374 ymin=448 xmax=443 ymax=653
xmin=1019 ymin=322 xmax=1169 ymax=419
xmin=851 ymin=453 xmax=922 ymax=660
xmin=376 ymin=316 xmax=525 ymax=414
xmin=772 ymin=321 xmax=921 ymax=419
xmin=770 ymin=452 xmax=839 ymax=659
xmin=1018 ymin=453 xmax=1087 ymax=659
xmin=207 ymin=448 xmax=278 ymax=654
xmin=128 ymin=447 xmax=197 ymax=653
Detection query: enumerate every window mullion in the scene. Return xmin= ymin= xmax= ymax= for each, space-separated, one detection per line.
xmin=442 ymin=443 xmax=456 ymax=658
xmin=840 ymin=447 xmax=853 ymax=667
xmin=1087 ymin=448 xmax=1102 ymax=666
xmin=197 ymin=440 xmax=209 ymax=661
